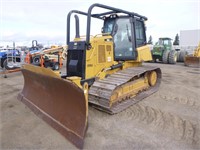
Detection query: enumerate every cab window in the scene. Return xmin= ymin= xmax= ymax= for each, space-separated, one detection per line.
xmin=113 ymin=18 xmax=135 ymax=60
xmin=135 ymin=20 xmax=146 ymax=47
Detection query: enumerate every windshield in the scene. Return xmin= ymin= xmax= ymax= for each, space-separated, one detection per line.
xmin=157 ymin=39 xmax=171 ymax=46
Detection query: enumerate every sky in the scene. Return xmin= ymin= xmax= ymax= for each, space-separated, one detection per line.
xmin=0 ymin=0 xmax=199 ymax=47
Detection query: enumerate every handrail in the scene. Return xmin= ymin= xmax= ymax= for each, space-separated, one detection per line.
xmin=66 ymin=3 xmax=148 ymax=49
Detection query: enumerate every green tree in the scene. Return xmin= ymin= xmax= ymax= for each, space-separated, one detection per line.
xmin=148 ymin=35 xmax=153 ymax=44
xmin=173 ymin=33 xmax=179 ymax=45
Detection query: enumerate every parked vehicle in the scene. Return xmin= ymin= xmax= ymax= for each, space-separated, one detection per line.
xmin=27 ymin=45 xmax=65 ymax=70
xmin=151 ymin=38 xmax=178 ymax=64
xmin=0 ymin=41 xmax=63 ymax=71
xmin=0 ymin=48 xmax=21 ymax=70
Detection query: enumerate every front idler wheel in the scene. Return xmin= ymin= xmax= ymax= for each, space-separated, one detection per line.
xmin=147 ymin=71 xmax=157 ymax=86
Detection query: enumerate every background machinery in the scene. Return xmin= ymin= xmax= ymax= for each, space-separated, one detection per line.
xmin=0 ymin=42 xmax=21 ymax=70
xmin=184 ymin=42 xmax=200 ymax=67
xmin=151 ymin=37 xmax=178 ymax=64
xmin=0 ymin=41 xmax=65 ymax=71
xmin=29 ymin=40 xmax=41 ymax=52
xmin=26 ymin=45 xmax=66 ymax=70
xmin=18 ymin=3 xmax=161 ymax=149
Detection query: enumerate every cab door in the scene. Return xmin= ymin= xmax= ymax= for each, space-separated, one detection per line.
xmin=113 ymin=17 xmax=136 ymax=61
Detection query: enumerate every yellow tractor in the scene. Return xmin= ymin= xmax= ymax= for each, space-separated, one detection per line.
xmin=18 ymin=4 xmax=161 ymax=149
xmin=184 ymin=42 xmax=200 ymax=67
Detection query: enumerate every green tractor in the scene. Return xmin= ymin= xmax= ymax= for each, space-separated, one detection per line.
xmin=151 ymin=37 xmax=177 ymax=64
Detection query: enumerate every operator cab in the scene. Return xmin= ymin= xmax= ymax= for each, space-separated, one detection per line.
xmin=157 ymin=38 xmax=172 ymax=46
xmin=66 ymin=4 xmax=148 ymax=80
xmin=102 ymin=15 xmax=147 ymax=61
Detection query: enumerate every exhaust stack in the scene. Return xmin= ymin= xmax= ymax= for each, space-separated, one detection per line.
xmin=74 ymin=15 xmax=80 ymax=38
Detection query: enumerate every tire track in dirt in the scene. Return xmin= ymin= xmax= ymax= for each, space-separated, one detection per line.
xmin=119 ymin=103 xmax=199 ymax=144
xmin=159 ymin=94 xmax=200 ymax=110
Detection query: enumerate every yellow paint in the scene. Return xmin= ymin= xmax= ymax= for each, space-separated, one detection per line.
xmin=194 ymin=42 xmax=200 ymax=57
xmin=67 ymin=76 xmax=82 ymax=88
xmin=22 ymin=64 xmax=60 ymax=78
xmin=147 ymin=71 xmax=157 ymax=86
xmin=73 ymin=35 xmax=152 ymax=81
xmin=110 ymin=77 xmax=149 ymax=107
xmin=82 ymin=82 xmax=89 ymax=127
xmin=136 ymin=45 xmax=152 ymax=62
xmin=84 ymin=35 xmax=115 ymax=79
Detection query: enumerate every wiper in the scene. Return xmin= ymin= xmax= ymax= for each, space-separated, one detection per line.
xmin=126 ymin=24 xmax=132 ymax=42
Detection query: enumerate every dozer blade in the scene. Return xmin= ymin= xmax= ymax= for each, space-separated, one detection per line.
xmin=18 ymin=64 xmax=88 ymax=149
xmin=185 ymin=56 xmax=200 ymax=67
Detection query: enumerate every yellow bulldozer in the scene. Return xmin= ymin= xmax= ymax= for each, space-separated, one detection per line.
xmin=184 ymin=42 xmax=200 ymax=67
xmin=18 ymin=3 xmax=161 ymax=149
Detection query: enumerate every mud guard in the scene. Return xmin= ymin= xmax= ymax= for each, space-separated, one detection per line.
xmin=18 ymin=64 xmax=88 ymax=149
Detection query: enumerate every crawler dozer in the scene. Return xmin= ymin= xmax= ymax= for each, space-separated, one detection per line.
xmin=18 ymin=3 xmax=161 ymax=149
xmin=184 ymin=42 xmax=200 ymax=67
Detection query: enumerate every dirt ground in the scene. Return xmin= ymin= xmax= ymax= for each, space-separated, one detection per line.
xmin=0 ymin=62 xmax=200 ymax=150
